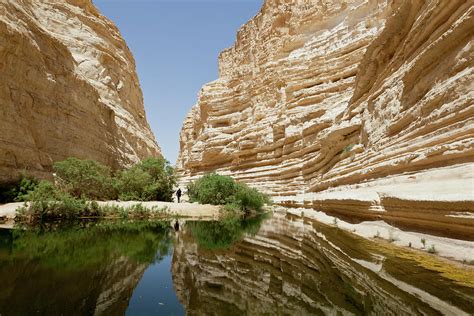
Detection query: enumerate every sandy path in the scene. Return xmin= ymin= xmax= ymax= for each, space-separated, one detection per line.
xmin=0 ymin=201 xmax=220 ymax=222
xmin=97 ymin=201 xmax=220 ymax=218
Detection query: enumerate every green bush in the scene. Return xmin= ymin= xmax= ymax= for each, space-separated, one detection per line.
xmin=187 ymin=172 xmax=270 ymax=213
xmin=17 ymin=181 xmax=87 ymax=223
xmin=10 ymin=157 xmax=178 ymax=224
xmin=233 ymin=183 xmax=270 ymax=212
xmin=0 ymin=173 xmax=39 ymax=203
xmin=140 ymin=158 xmax=177 ymax=202
xmin=53 ymin=158 xmax=116 ymax=200
xmin=115 ymin=167 xmax=153 ymax=201
xmin=12 ymin=174 xmax=39 ymax=202
xmin=115 ymin=158 xmax=177 ymax=202
xmin=17 ymin=181 xmax=115 ymax=222
xmin=26 ymin=181 xmax=63 ymax=201
xmin=187 ymin=172 xmax=239 ymax=205
xmin=51 ymin=157 xmax=176 ymax=202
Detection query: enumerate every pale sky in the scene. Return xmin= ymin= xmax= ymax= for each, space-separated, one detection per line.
xmin=94 ymin=0 xmax=263 ymax=163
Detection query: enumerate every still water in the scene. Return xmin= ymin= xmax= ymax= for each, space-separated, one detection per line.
xmin=0 ymin=213 xmax=473 ymax=315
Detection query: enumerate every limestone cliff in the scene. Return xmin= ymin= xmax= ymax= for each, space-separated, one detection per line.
xmin=0 ymin=0 xmax=160 ymax=182
xmin=177 ymin=0 xmax=474 ymax=237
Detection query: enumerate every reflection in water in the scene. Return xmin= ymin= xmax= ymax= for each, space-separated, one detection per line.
xmin=0 ymin=214 xmax=473 ymax=315
xmin=186 ymin=214 xmax=267 ymax=250
xmin=172 ymin=213 xmax=474 ymax=315
xmin=0 ymin=221 xmax=173 ymax=315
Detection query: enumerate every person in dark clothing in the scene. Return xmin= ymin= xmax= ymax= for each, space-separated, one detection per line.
xmin=176 ymin=188 xmax=182 ymax=203
xmin=174 ymin=220 xmax=180 ymax=231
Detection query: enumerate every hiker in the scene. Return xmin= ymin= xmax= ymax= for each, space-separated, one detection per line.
xmin=176 ymin=188 xmax=182 ymax=203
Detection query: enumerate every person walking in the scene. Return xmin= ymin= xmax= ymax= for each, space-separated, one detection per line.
xmin=176 ymin=188 xmax=182 ymax=203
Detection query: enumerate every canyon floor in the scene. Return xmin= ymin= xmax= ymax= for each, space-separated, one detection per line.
xmin=0 ymin=201 xmax=220 ymax=228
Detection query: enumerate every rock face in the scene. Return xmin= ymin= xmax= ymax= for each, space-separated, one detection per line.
xmin=177 ymin=0 xmax=474 ymax=237
xmin=0 ymin=0 xmax=160 ymax=182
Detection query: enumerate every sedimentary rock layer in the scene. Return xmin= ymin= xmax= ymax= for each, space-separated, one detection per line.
xmin=172 ymin=214 xmax=474 ymax=315
xmin=0 ymin=0 xmax=160 ymax=182
xmin=177 ymin=0 xmax=474 ymax=236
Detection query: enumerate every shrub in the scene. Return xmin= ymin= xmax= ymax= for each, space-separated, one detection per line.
xmin=26 ymin=181 xmax=63 ymax=201
xmin=0 ymin=173 xmax=39 ymax=203
xmin=17 ymin=181 xmax=88 ymax=223
xmin=232 ymin=183 xmax=270 ymax=213
xmin=115 ymin=158 xmax=177 ymax=202
xmin=188 ymin=172 xmax=237 ymax=205
xmin=139 ymin=158 xmax=177 ymax=201
xmin=12 ymin=174 xmax=39 ymax=202
xmin=187 ymin=172 xmax=270 ymax=213
xmin=222 ymin=202 xmax=243 ymax=216
xmin=116 ymin=167 xmax=153 ymax=201
xmin=53 ymin=158 xmax=116 ymax=200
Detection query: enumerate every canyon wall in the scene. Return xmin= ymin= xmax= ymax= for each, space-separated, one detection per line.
xmin=0 ymin=0 xmax=160 ymax=182
xmin=177 ymin=0 xmax=474 ymax=237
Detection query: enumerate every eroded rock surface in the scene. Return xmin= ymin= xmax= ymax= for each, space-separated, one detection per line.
xmin=0 ymin=0 xmax=160 ymax=182
xmin=177 ymin=0 xmax=474 ymax=237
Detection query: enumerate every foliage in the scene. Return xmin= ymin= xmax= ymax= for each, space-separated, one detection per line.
xmin=233 ymin=182 xmax=270 ymax=213
xmin=115 ymin=158 xmax=177 ymax=202
xmin=0 ymin=173 xmax=39 ymax=203
xmin=25 ymin=181 xmax=63 ymax=201
xmin=53 ymin=158 xmax=116 ymax=200
xmin=187 ymin=172 xmax=270 ymax=212
xmin=16 ymin=181 xmax=88 ymax=223
xmin=187 ymin=172 xmax=238 ymax=205
xmin=115 ymin=167 xmax=154 ymax=201
xmin=116 ymin=203 xmax=169 ymax=220
xmin=15 ymin=181 xmax=170 ymax=224
xmin=11 ymin=174 xmax=39 ymax=202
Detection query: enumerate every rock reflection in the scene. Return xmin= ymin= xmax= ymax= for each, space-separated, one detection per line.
xmin=172 ymin=213 xmax=474 ymax=315
xmin=0 ymin=221 xmax=172 ymax=315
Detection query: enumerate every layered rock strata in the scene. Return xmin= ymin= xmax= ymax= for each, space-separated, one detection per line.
xmin=0 ymin=0 xmax=160 ymax=182
xmin=177 ymin=0 xmax=474 ymax=238
xmin=172 ymin=213 xmax=474 ymax=315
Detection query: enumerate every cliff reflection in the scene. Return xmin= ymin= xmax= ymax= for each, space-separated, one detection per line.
xmin=0 ymin=221 xmax=172 ymax=315
xmin=172 ymin=213 xmax=474 ymax=315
